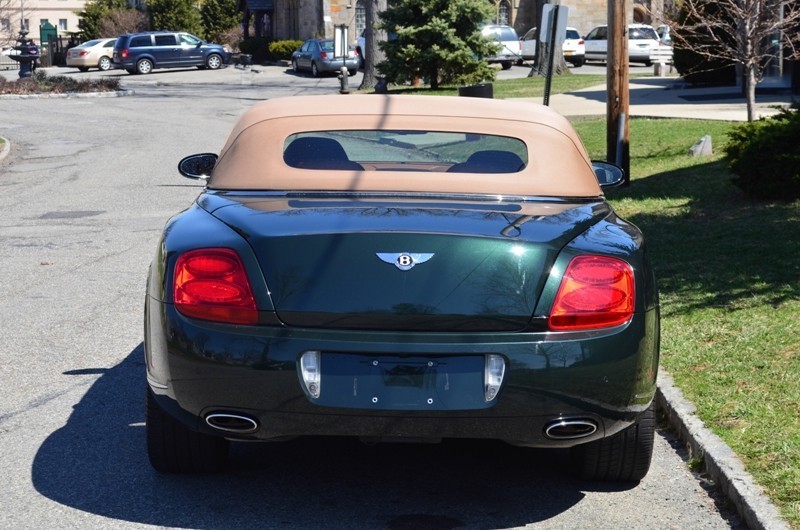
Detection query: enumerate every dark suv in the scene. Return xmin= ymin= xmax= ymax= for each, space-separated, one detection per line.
xmin=112 ymin=31 xmax=230 ymax=75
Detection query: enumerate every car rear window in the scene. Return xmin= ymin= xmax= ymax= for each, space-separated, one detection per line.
xmin=129 ymin=36 xmax=152 ymax=47
xmin=630 ymin=27 xmax=658 ymax=40
xmin=283 ymin=131 xmax=528 ymax=173
xmin=566 ymin=29 xmax=580 ymax=40
xmin=483 ymin=27 xmax=519 ymax=41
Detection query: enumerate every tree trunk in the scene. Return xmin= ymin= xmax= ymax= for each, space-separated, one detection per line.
xmin=527 ymin=42 xmax=567 ymax=77
xmin=359 ymin=0 xmax=388 ymax=90
xmin=745 ymin=63 xmax=758 ymax=122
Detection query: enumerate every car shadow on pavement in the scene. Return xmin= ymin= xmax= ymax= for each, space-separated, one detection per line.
xmin=32 ymin=343 xmax=637 ymax=529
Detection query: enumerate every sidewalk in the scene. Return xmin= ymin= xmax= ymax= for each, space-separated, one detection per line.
xmin=545 ymin=76 xmax=795 ymax=121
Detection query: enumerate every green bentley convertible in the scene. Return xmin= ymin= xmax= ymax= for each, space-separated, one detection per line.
xmin=144 ymin=94 xmax=660 ymax=481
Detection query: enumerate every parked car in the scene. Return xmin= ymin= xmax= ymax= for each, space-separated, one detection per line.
xmin=520 ymin=27 xmax=585 ymax=67
xmin=291 ymin=38 xmax=358 ymax=77
xmin=112 ymin=31 xmax=230 ymax=75
xmin=584 ymin=24 xmax=661 ymax=65
xmin=356 ymin=30 xmax=366 ymax=69
xmin=656 ymin=24 xmax=672 ymax=45
xmin=66 ymin=38 xmax=116 ymax=72
xmin=481 ymin=24 xmax=521 ymax=70
xmin=144 ymin=94 xmax=660 ymax=482
xmin=355 ymin=30 xmax=396 ymax=70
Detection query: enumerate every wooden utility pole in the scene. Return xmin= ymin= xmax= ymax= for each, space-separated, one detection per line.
xmin=607 ymin=0 xmax=630 ymax=185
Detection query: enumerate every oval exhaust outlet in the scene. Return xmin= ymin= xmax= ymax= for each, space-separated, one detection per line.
xmin=544 ymin=419 xmax=598 ymax=440
xmin=205 ymin=412 xmax=259 ymax=434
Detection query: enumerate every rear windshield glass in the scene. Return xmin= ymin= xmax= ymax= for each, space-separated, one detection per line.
xmin=483 ymin=27 xmax=518 ymax=41
xmin=630 ymin=27 xmax=658 ymax=40
xmin=283 ymin=131 xmax=528 ymax=173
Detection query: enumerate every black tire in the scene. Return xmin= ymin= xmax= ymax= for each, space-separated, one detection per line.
xmin=644 ymin=60 xmax=653 ymax=67
xmin=292 ymin=58 xmax=300 ymax=73
xmin=570 ymin=403 xmax=655 ymax=482
xmin=78 ymin=66 xmax=89 ymax=72
xmin=571 ymin=58 xmax=585 ymax=67
xmin=206 ymin=53 xmax=222 ymax=70
xmin=98 ymin=56 xmax=112 ymax=71
xmin=501 ymin=61 xmax=512 ymax=70
xmin=348 ymin=69 xmax=356 ymax=76
xmin=146 ymin=388 xmax=229 ymax=473
xmin=125 ymin=68 xmax=136 ymax=75
xmin=311 ymin=61 xmax=320 ymax=77
xmin=136 ymin=58 xmax=153 ymax=75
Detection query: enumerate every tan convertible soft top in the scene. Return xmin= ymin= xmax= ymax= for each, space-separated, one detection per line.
xmin=210 ymin=94 xmax=602 ymax=197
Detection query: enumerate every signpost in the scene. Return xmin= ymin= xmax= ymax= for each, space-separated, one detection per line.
xmin=334 ymin=25 xmax=350 ymax=94
xmin=539 ymin=2 xmax=569 ymax=106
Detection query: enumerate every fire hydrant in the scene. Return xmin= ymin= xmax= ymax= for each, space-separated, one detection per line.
xmin=338 ymin=66 xmax=350 ymax=94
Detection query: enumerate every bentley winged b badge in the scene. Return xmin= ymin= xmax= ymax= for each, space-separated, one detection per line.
xmin=377 ymin=252 xmax=435 ymax=271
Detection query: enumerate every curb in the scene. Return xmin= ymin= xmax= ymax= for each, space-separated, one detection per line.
xmin=657 ymin=371 xmax=789 ymax=530
xmin=0 ymin=88 xmax=134 ymax=100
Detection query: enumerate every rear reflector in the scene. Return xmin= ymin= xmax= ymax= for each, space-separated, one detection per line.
xmin=173 ymin=248 xmax=258 ymax=325
xmin=549 ymin=255 xmax=635 ymax=331
xmin=300 ymin=351 xmax=321 ymax=398
xmin=484 ymin=354 xmax=505 ymax=401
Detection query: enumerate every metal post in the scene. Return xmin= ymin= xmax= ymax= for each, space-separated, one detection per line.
xmin=542 ymin=3 xmax=559 ymax=106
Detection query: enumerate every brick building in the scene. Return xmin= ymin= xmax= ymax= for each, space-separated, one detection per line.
xmin=238 ymin=0 xmax=670 ymax=45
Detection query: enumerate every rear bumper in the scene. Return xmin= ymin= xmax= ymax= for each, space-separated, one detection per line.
xmin=146 ymin=301 xmax=659 ymax=447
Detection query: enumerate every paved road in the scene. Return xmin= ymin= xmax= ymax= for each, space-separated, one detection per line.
xmin=0 ymin=72 xmax=744 ymax=529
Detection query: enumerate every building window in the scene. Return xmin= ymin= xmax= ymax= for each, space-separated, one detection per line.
xmin=1 ymin=18 xmax=10 ymax=32
xmin=40 ymin=19 xmax=49 ymax=26
xmin=23 ymin=19 xmax=30 ymax=31
xmin=498 ymin=1 xmax=510 ymax=25
xmin=59 ymin=19 xmax=67 ymax=31
xmin=355 ymin=1 xmax=366 ymax=38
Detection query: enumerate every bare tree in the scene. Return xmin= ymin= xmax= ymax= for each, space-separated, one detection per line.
xmin=1 ymin=0 xmax=25 ymax=48
xmin=359 ymin=0 xmax=387 ymax=90
xmin=99 ymin=8 xmax=149 ymax=37
xmin=669 ymin=0 xmax=800 ymax=121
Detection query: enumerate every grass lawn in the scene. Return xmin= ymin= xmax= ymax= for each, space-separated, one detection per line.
xmin=393 ymin=70 xmax=799 ymax=525
xmin=573 ymin=116 xmax=800 ymax=529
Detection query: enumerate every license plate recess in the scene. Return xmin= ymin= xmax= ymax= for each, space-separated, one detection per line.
xmin=316 ymin=353 xmax=491 ymax=410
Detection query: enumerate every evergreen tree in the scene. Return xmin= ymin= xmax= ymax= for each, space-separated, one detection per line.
xmin=148 ymin=0 xmax=203 ymax=35
xmin=78 ymin=0 xmax=129 ymax=39
xmin=377 ymin=0 xmax=498 ymax=89
xmin=200 ymin=0 xmax=240 ymax=42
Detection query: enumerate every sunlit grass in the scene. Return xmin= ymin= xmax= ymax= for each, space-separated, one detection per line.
xmin=574 ymin=117 xmax=800 ymax=529
xmin=365 ymin=70 xmax=800 ymax=524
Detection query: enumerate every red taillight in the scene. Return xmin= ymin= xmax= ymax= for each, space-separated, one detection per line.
xmin=549 ymin=255 xmax=635 ymax=331
xmin=173 ymin=248 xmax=258 ymax=325
xmin=320 ymin=51 xmax=328 ymax=59
xmin=79 ymin=50 xmax=90 ymax=57
xmin=121 ymin=49 xmax=129 ymax=59
xmin=578 ymin=39 xmax=585 ymax=45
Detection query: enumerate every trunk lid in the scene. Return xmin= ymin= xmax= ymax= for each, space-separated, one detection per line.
xmin=205 ymin=194 xmax=609 ymax=331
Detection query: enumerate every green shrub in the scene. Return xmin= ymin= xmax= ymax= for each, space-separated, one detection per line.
xmin=724 ymin=109 xmax=800 ymax=201
xmin=267 ymin=40 xmax=303 ymax=61
xmin=239 ymin=37 xmax=269 ymax=63
xmin=673 ymin=46 xmax=736 ymax=86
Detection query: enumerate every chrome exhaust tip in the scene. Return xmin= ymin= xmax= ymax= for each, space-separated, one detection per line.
xmin=544 ymin=419 xmax=598 ymax=440
xmin=205 ymin=412 xmax=259 ymax=434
